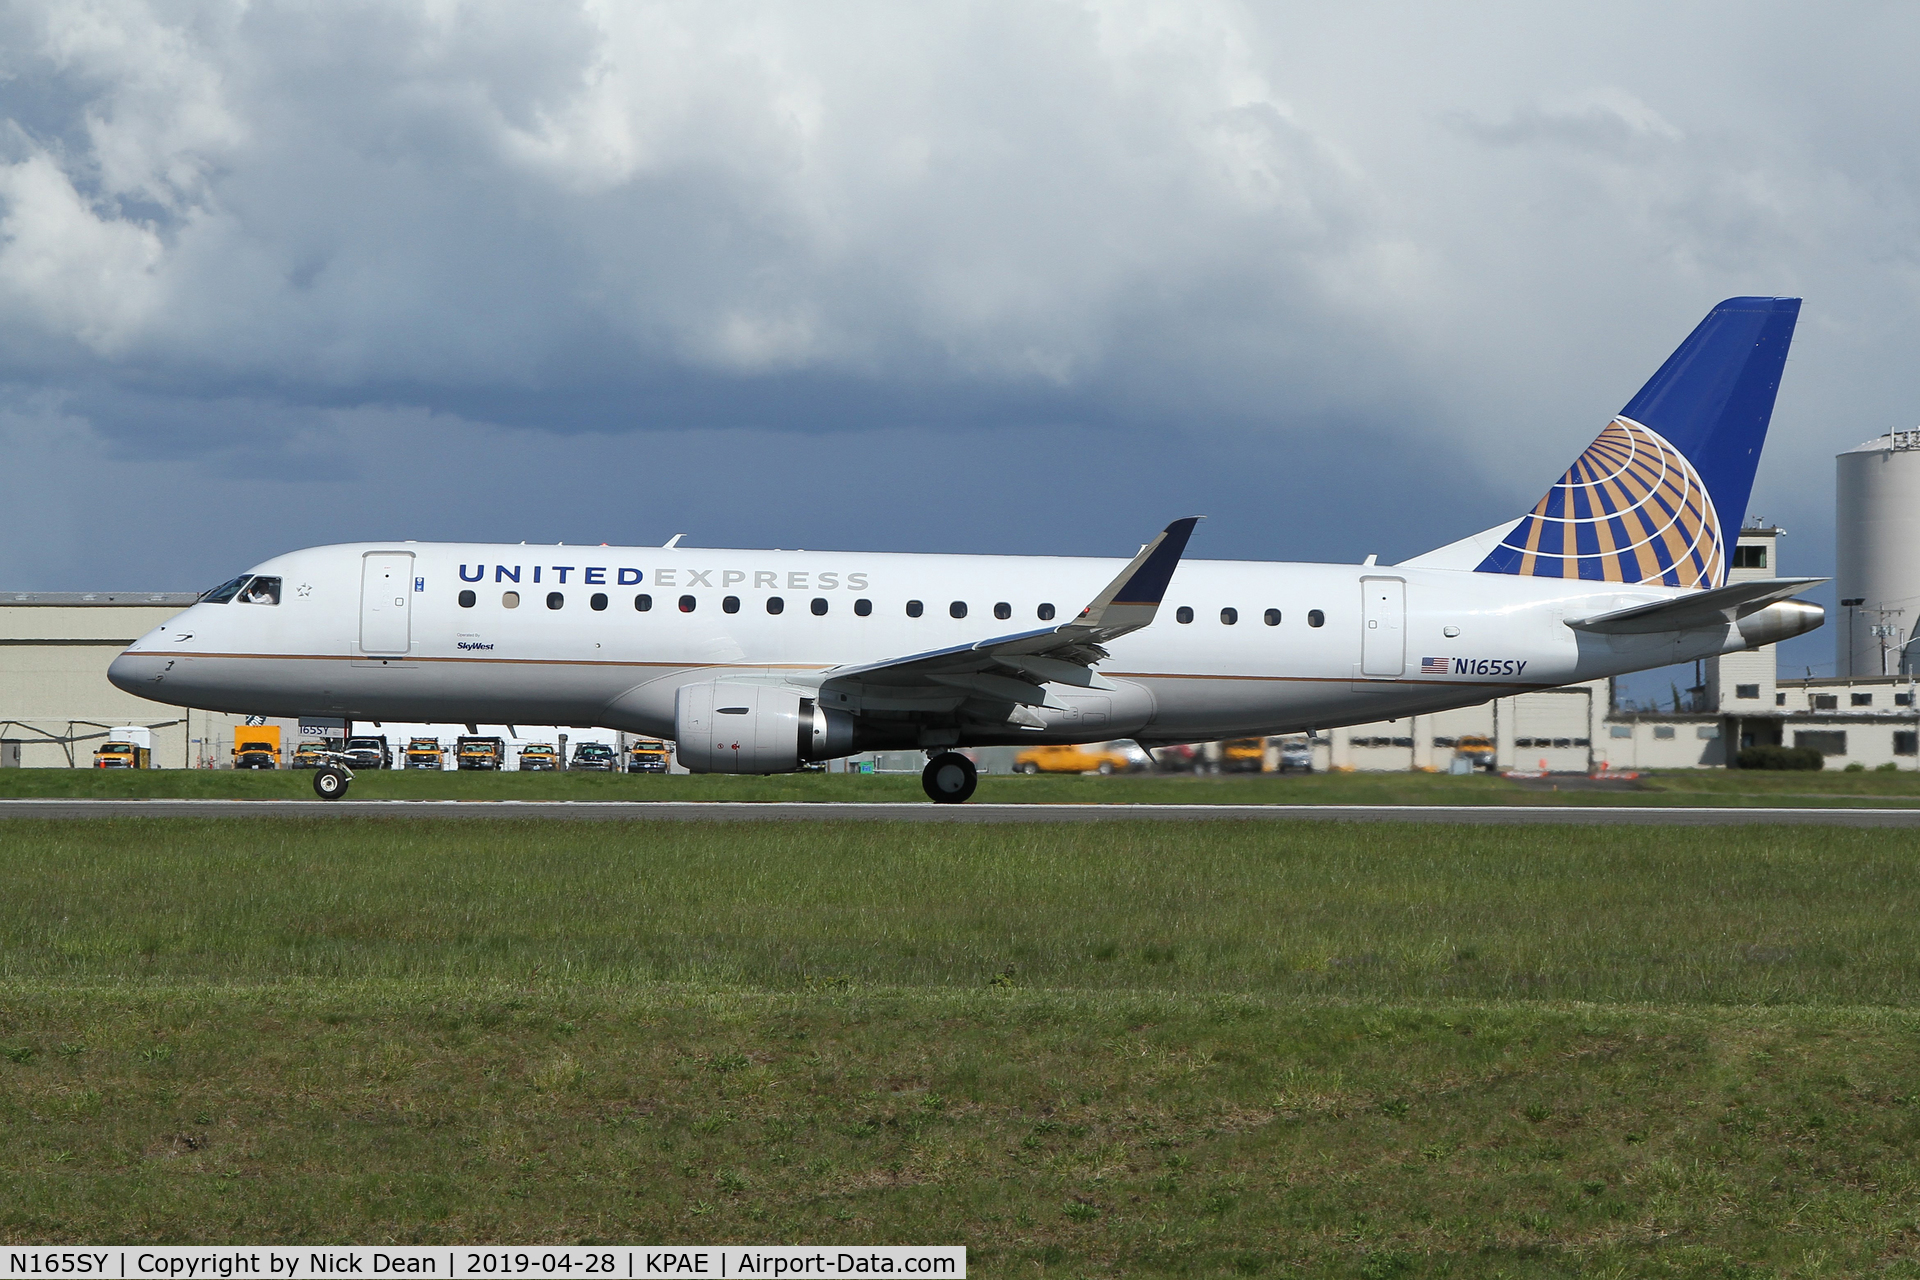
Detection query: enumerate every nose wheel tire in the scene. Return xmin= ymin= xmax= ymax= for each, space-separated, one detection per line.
xmin=921 ymin=752 xmax=978 ymax=804
xmin=313 ymin=768 xmax=350 ymax=801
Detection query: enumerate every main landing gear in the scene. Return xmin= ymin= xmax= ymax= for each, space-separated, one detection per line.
xmin=921 ymin=752 xmax=978 ymax=804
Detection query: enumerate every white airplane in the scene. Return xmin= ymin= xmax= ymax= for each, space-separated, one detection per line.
xmin=112 ymin=297 xmax=1823 ymax=802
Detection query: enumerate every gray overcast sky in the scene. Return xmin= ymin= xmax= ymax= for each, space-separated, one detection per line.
xmin=2 ymin=1 xmax=1912 ymax=684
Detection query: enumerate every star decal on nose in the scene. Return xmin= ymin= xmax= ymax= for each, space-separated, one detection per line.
xmin=296 ymin=583 xmax=314 ymax=597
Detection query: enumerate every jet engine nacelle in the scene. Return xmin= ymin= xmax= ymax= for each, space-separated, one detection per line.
xmin=674 ymin=682 xmax=855 ymax=774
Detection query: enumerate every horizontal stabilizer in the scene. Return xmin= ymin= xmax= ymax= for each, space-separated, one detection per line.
xmin=1567 ymin=578 xmax=1825 ymax=635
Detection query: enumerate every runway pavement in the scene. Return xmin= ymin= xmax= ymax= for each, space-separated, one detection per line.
xmin=6 ymin=799 xmax=1920 ymax=825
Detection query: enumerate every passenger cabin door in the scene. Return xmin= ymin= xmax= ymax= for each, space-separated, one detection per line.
xmin=1360 ymin=576 xmax=1405 ymax=677
xmin=360 ymin=552 xmax=415 ymax=655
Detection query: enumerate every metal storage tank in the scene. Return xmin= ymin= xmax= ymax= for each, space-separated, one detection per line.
xmin=1836 ymin=431 xmax=1920 ymax=676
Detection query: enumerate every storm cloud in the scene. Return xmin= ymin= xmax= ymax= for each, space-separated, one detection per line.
xmin=2 ymin=0 xmax=1916 ymax=681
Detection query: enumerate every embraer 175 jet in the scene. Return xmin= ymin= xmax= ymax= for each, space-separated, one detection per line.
xmin=112 ymin=297 xmax=1823 ymax=803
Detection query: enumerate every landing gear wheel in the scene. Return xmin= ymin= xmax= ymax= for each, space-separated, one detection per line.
xmin=313 ymin=767 xmax=350 ymax=801
xmin=921 ymin=752 xmax=978 ymax=804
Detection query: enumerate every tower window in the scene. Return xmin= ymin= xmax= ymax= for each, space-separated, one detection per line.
xmin=1732 ymin=545 xmax=1768 ymax=569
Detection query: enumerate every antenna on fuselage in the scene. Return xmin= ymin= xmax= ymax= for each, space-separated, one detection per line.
xmin=663 ymin=534 xmax=686 ymax=548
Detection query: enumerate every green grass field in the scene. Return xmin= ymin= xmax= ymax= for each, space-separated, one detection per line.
xmin=9 ymin=764 xmax=1920 ymax=806
xmin=7 ymin=818 xmax=1920 ymax=1273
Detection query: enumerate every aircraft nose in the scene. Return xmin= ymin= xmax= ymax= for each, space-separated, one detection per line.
xmin=107 ymin=649 xmax=163 ymax=695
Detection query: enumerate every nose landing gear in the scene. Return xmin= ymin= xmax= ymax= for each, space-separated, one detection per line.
xmin=921 ymin=752 xmax=978 ymax=804
xmin=312 ymin=758 xmax=356 ymax=800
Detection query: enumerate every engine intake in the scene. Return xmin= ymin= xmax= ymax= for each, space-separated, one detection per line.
xmin=674 ymin=682 xmax=855 ymax=774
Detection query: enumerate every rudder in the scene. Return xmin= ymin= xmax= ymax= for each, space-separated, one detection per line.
xmin=1474 ymin=296 xmax=1799 ymax=590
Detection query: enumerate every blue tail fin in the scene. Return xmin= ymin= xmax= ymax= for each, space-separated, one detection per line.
xmin=1475 ymin=296 xmax=1800 ymax=590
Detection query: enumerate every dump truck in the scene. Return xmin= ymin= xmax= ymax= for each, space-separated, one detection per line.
xmin=456 ymin=736 xmax=506 ymax=770
xmin=627 ymin=738 xmax=670 ymax=773
xmin=93 ymin=726 xmax=152 ymax=769
xmin=232 ymin=725 xmax=281 ymax=770
xmin=404 ymin=737 xmax=446 ymax=769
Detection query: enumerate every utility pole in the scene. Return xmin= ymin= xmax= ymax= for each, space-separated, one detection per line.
xmin=1842 ymin=598 xmax=1865 ymax=677
xmin=1867 ymin=605 xmax=1907 ymax=677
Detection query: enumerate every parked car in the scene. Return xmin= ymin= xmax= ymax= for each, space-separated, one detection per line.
xmin=571 ymin=742 xmax=616 ymax=771
xmin=1218 ymin=737 xmax=1267 ymax=773
xmin=1013 ymin=741 xmax=1145 ymax=775
xmin=1150 ymin=743 xmax=1201 ymax=772
xmin=520 ymin=743 xmax=559 ymax=771
xmin=343 ymin=736 xmax=392 ymax=770
xmin=627 ymin=738 xmax=670 ymax=773
xmin=290 ymin=740 xmax=331 ymax=769
xmin=404 ymin=737 xmax=445 ymax=769
xmin=1456 ymin=734 xmax=1496 ymax=771
xmin=1275 ymin=738 xmax=1313 ymax=773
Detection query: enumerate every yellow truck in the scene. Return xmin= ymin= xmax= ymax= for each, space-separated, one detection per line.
xmin=627 ymin=738 xmax=670 ymax=773
xmin=519 ymin=743 xmax=559 ymax=771
xmin=1013 ymin=742 xmax=1143 ymax=775
xmin=405 ymin=737 xmax=446 ymax=769
xmin=1219 ymin=737 xmax=1267 ymax=773
xmin=456 ymin=736 xmax=505 ymax=770
xmin=93 ymin=731 xmax=151 ymax=769
xmin=232 ymin=725 xmax=281 ymax=770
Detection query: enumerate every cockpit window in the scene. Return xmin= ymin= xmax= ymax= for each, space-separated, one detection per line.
xmin=239 ymin=576 xmax=281 ymax=605
xmin=202 ymin=576 xmax=249 ymax=603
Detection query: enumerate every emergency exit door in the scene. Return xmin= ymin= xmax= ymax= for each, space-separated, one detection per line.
xmin=1360 ymin=577 xmax=1405 ymax=677
xmin=360 ymin=553 xmax=414 ymax=654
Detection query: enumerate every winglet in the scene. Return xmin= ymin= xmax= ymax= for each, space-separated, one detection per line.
xmin=1074 ymin=517 xmax=1201 ymax=638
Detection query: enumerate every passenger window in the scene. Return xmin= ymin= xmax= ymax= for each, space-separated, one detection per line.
xmin=993 ymin=602 xmax=1011 ymax=620
xmin=1176 ymin=606 xmax=1193 ymax=624
xmin=679 ymin=595 xmax=696 ymax=613
xmin=854 ymin=598 xmax=872 ymax=616
xmin=458 ymin=590 xmax=476 ymax=609
xmin=1037 ymin=603 xmax=1055 ymax=621
xmin=202 ymin=576 xmax=249 ymax=604
xmin=906 ymin=600 xmax=924 ymax=618
xmin=723 ymin=596 xmax=740 ymax=614
xmin=634 ymin=593 xmax=652 ymax=612
xmin=950 ymin=601 xmax=968 ymax=619
xmin=503 ymin=591 xmax=520 ymax=609
xmin=590 ymin=593 xmax=608 ymax=611
xmin=1264 ymin=608 xmax=1280 ymax=626
xmin=240 ymin=576 xmax=282 ymax=605
xmin=767 ymin=596 xmax=784 ymax=615
xmin=1220 ymin=607 xmax=1238 ymax=625
xmin=811 ymin=597 xmax=829 ymax=616
xmin=1308 ymin=609 xmax=1325 ymax=628
xmin=547 ymin=592 xmax=564 ymax=610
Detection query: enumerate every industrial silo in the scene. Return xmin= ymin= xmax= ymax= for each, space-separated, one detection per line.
xmin=1835 ymin=431 xmax=1920 ymax=676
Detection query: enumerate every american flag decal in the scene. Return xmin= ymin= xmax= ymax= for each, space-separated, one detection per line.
xmin=1420 ymin=656 xmax=1449 ymax=675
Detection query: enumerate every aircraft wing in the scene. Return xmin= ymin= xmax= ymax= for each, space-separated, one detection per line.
xmin=814 ymin=517 xmax=1200 ymax=718
xmin=1567 ymin=577 xmax=1826 ymax=635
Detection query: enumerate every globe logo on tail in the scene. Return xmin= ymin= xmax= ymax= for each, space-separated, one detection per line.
xmin=1476 ymin=417 xmax=1725 ymax=590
